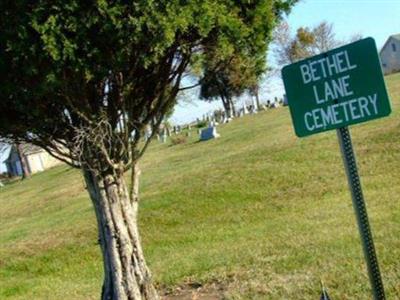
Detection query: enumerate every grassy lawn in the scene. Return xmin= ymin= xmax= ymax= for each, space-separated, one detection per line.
xmin=1 ymin=73 xmax=399 ymax=299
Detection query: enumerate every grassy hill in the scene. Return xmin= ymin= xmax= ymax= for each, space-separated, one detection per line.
xmin=1 ymin=73 xmax=399 ymax=299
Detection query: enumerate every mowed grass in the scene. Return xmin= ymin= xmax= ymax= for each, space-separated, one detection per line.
xmin=1 ymin=73 xmax=400 ymax=299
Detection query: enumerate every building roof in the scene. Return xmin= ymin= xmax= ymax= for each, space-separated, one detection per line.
xmin=391 ymin=34 xmax=400 ymax=41
xmin=19 ymin=143 xmax=43 ymax=155
xmin=380 ymin=33 xmax=400 ymax=54
xmin=0 ymin=144 xmax=11 ymax=164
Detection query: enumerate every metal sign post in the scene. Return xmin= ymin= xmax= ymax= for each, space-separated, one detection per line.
xmin=336 ymin=126 xmax=385 ymax=299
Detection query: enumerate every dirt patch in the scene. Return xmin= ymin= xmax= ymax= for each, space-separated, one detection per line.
xmin=161 ymin=282 xmax=225 ymax=300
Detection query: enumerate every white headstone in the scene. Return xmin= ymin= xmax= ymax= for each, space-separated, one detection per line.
xmin=242 ymin=103 xmax=249 ymax=115
xmin=161 ymin=134 xmax=167 ymax=143
xmin=252 ymin=98 xmax=258 ymax=113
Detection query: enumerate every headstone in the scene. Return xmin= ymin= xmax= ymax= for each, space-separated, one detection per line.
xmin=252 ymin=98 xmax=259 ymax=113
xmin=208 ymin=121 xmax=217 ymax=127
xmin=143 ymin=125 xmax=152 ymax=142
xmin=242 ymin=103 xmax=249 ymax=115
xmin=252 ymin=105 xmax=258 ymax=114
xmin=200 ymin=126 xmax=220 ymax=141
xmin=161 ymin=133 xmax=167 ymax=143
xmin=144 ymin=130 xmax=152 ymax=142
xmin=270 ymin=99 xmax=279 ymax=108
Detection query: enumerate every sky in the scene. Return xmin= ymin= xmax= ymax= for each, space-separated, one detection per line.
xmin=170 ymin=0 xmax=400 ymax=124
xmin=1 ymin=1 xmax=399 ymax=172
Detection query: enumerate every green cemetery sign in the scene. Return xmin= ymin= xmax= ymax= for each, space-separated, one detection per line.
xmin=282 ymin=37 xmax=391 ymax=137
xmin=282 ymin=37 xmax=391 ymax=299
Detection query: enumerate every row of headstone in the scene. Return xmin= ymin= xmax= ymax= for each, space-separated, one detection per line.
xmin=216 ymin=112 xmax=232 ymax=124
xmin=237 ymin=103 xmax=261 ymax=116
xmin=201 ymin=109 xmax=235 ymax=126
xmin=237 ymin=97 xmax=286 ymax=114
xmin=202 ymin=114 xmax=213 ymax=122
xmin=155 ymin=122 xmax=198 ymax=143
xmin=198 ymin=97 xmax=284 ymax=142
xmin=172 ymin=125 xmax=182 ymax=134
xmin=155 ymin=94 xmax=287 ymax=143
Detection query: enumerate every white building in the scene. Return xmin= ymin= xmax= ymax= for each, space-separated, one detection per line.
xmin=3 ymin=144 xmax=63 ymax=176
xmin=380 ymin=34 xmax=400 ymax=75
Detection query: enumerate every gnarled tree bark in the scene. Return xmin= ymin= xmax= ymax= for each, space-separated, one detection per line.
xmin=83 ymin=163 xmax=158 ymax=300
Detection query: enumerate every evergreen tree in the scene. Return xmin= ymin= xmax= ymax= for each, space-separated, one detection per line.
xmin=0 ymin=1 xmax=297 ymax=298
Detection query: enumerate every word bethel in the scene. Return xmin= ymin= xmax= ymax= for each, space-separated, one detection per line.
xmin=282 ymin=37 xmax=391 ymax=137
xmin=300 ymin=50 xmax=357 ymax=84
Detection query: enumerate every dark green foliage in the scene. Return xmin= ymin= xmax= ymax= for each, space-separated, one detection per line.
xmin=0 ymin=1 xmax=296 ymax=172
xmin=199 ymin=52 xmax=265 ymax=101
xmin=0 ymin=3 xmax=298 ymax=297
xmin=195 ymin=121 xmax=208 ymax=129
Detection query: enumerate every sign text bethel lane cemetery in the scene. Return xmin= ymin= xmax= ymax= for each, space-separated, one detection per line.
xmin=282 ymin=37 xmax=391 ymax=137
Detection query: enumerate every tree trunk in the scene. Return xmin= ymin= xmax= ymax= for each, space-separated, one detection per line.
xmin=83 ymin=163 xmax=159 ymax=300
xmin=220 ymin=96 xmax=232 ymax=118
xmin=254 ymin=92 xmax=261 ymax=111
xmin=228 ymin=98 xmax=236 ymax=117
